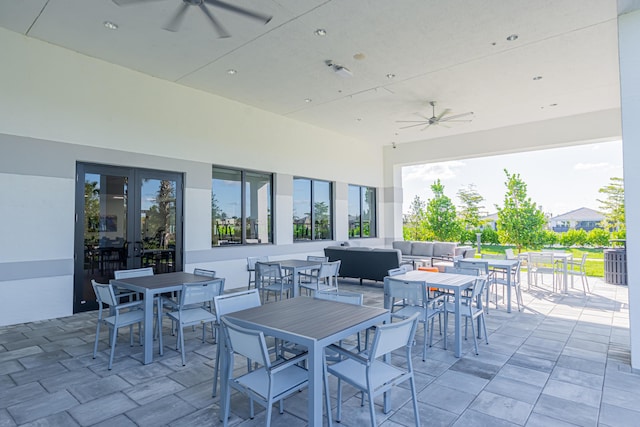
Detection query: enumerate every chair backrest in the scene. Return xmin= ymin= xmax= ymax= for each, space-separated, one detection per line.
xmin=255 ymin=261 xmax=283 ymax=283
xmin=456 ymin=259 xmax=489 ymax=274
xmin=114 ymin=267 xmax=154 ymax=279
xmin=307 ymin=255 xmax=329 ymax=262
xmin=318 ymin=260 xmax=341 ymax=279
xmin=180 ymin=279 xmax=225 ymax=307
xmin=92 ymin=280 xmax=117 ymax=307
xmin=388 ymin=263 xmax=412 ymax=277
xmin=444 ymin=266 xmax=480 ymax=276
xmin=214 ymin=289 xmax=261 ymax=317
xmin=530 ymin=252 xmax=554 ymax=268
xmin=579 ymin=253 xmax=588 ymax=265
xmin=369 ymin=313 xmax=419 ymax=360
xmin=481 ymin=253 xmax=506 ymax=260
xmin=386 ymin=279 xmax=428 ymax=308
xmin=314 ymin=289 xmax=363 ymax=305
xmin=221 ymin=317 xmax=271 ymax=369
xmin=505 ymin=248 xmax=516 ymax=259
xmin=247 ymin=256 xmax=269 ymax=271
xmin=470 ymin=276 xmax=488 ymax=301
xmin=193 ymin=268 xmax=216 ymax=278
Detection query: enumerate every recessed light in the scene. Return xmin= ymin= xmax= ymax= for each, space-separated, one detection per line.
xmin=506 ymin=34 xmax=518 ymax=41
xmin=533 ymin=76 xmax=543 ymax=80
xmin=104 ymin=21 xmax=118 ymax=30
xmin=353 ymin=52 xmax=366 ymax=60
xmin=227 ymin=69 xmax=237 ymax=75
xmin=304 ymin=98 xmax=312 ymax=103
xmin=386 ymin=73 xmax=396 ymax=79
xmin=549 ymin=103 xmax=558 ymax=107
xmin=314 ymin=29 xmax=327 ymax=36
xmin=356 ymin=118 xmax=362 ymax=122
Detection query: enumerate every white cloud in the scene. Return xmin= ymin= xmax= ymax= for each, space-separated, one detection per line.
xmin=574 ymin=162 xmax=610 ymax=171
xmin=403 ymin=161 xmax=465 ymax=183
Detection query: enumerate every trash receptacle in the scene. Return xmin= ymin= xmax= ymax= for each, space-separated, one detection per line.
xmin=604 ymin=248 xmax=627 ymax=285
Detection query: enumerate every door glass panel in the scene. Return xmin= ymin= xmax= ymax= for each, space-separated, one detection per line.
xmin=140 ymin=178 xmax=177 ymax=273
xmin=293 ymin=178 xmax=311 ymax=240
xmin=313 ymin=180 xmax=332 ymax=240
xmin=81 ymin=172 xmax=128 ymax=304
xmin=348 ymin=185 xmax=361 ymax=237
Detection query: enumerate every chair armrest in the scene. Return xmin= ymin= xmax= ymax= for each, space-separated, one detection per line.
xmin=326 ymin=344 xmax=369 ymax=365
xmin=270 ymin=352 xmax=309 ymax=374
xmin=116 ymin=301 xmax=144 ymax=311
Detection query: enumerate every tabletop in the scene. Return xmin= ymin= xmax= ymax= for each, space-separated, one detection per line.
xmin=277 ymin=259 xmax=323 ymax=269
xmin=112 ymin=271 xmax=211 ymax=291
xmin=387 ymin=270 xmax=477 ymax=288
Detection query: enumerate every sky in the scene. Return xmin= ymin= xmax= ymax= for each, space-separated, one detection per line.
xmin=402 ymin=140 xmax=623 ymax=219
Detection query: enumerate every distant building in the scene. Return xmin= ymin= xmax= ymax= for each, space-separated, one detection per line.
xmin=480 ymin=212 xmax=499 ymax=230
xmin=549 ymin=207 xmax=604 ymax=232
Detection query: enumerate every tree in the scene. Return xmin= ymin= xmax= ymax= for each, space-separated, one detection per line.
xmin=457 ymin=184 xmax=485 ymax=229
xmin=425 ymin=180 xmax=461 ymax=241
xmin=496 ymin=169 xmax=546 ymax=252
xmin=598 ymin=177 xmax=625 ymax=233
xmin=403 ymin=195 xmax=431 ymax=240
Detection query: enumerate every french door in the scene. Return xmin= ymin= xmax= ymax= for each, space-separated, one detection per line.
xmin=74 ymin=163 xmax=183 ymax=312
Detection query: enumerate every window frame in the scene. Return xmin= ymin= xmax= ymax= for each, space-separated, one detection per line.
xmin=348 ymin=184 xmax=377 ymax=239
xmin=293 ymin=177 xmax=333 ymax=242
xmin=211 ymin=165 xmax=273 ymax=246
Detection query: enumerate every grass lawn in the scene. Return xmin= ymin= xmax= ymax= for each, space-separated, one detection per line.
xmin=477 ymin=244 xmax=605 ymax=277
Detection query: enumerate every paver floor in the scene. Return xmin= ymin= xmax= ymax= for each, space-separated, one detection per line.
xmin=0 ymin=274 xmax=636 ymax=426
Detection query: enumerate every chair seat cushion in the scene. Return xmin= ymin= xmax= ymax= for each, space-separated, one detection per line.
xmin=167 ymin=307 xmax=216 ymax=326
xmin=104 ymin=309 xmax=144 ymax=327
xmin=391 ymin=305 xmax=439 ymax=322
xmin=327 ymin=358 xmax=406 ymax=392
xmin=234 ymin=364 xmax=308 ymax=399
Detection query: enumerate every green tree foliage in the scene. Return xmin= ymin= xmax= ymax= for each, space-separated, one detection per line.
xmin=587 ymin=228 xmax=611 ymax=247
xmin=559 ymin=229 xmax=588 ymax=247
xmin=481 ymin=227 xmax=500 ymax=244
xmin=598 ymin=177 xmax=625 ymax=233
xmin=425 ymin=180 xmax=461 ymax=241
xmin=496 ymin=169 xmax=546 ymax=252
xmin=457 ymin=184 xmax=485 ymax=229
xmin=403 ymin=195 xmax=432 ymax=240
xmin=540 ymin=229 xmax=559 ymax=246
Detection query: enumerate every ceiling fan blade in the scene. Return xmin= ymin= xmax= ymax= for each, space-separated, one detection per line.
xmin=204 ymin=0 xmax=272 ymax=24
xmin=441 ymin=119 xmax=474 ymax=123
xmin=420 ymin=124 xmax=433 ymax=131
xmin=396 ymin=120 xmax=431 ymax=123
xmin=163 ymin=3 xmax=190 ymax=32
xmin=435 ymin=108 xmax=451 ymax=121
xmin=199 ymin=4 xmax=231 ymax=38
xmin=440 ymin=111 xmax=474 ymax=121
xmin=398 ymin=122 xmax=430 ymax=130
xmin=112 ymin=0 xmax=164 ymax=6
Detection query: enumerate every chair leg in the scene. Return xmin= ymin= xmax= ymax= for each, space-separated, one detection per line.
xmin=212 ymin=343 xmax=220 ymax=397
xmin=410 ymin=375 xmax=420 ymax=426
xmin=367 ymin=392 xmax=377 ymax=427
xmin=178 ymin=327 xmax=186 ymax=366
xmin=323 ymin=355 xmax=333 ymax=427
xmin=422 ymin=322 xmax=428 ymax=361
xmin=336 ymin=378 xmax=343 ymax=423
xmin=108 ymin=325 xmax=117 ymax=370
xmin=93 ymin=321 xmax=101 ymax=359
xmin=470 ymin=316 xmax=479 ymax=355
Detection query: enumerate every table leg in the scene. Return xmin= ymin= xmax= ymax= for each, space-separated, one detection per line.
xmin=506 ymin=266 xmax=512 ymax=314
xmin=454 ymin=288 xmax=462 ymax=358
xmin=142 ymin=290 xmax=154 ymax=364
xmin=309 ymin=345 xmax=323 ymax=426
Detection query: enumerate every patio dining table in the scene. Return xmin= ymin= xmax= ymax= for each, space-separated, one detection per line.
xmin=222 ymin=296 xmax=389 ymax=427
xmin=275 ymin=259 xmax=323 ymax=297
xmin=383 ymin=270 xmax=477 ymax=358
xmin=476 ymin=259 xmax=520 ymax=313
xmin=522 ymin=251 xmax=573 ymax=293
xmin=111 ymin=271 xmax=213 ymax=364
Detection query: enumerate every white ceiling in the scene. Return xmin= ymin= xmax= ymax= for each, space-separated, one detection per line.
xmin=0 ymin=0 xmax=622 ymax=147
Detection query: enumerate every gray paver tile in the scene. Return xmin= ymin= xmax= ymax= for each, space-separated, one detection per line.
xmin=484 ymin=376 xmax=542 ymax=405
xmin=91 ymin=414 xmax=137 ymax=427
xmin=68 ymin=392 xmax=138 ymax=426
xmin=7 ymin=390 xmax=78 ymax=424
xmin=67 ymin=375 xmax=131 ymax=403
xmin=418 ymin=384 xmax=475 ymax=415
xmin=550 ymin=366 xmax=603 ymax=390
xmin=126 ymin=395 xmax=196 ymax=427
xmin=124 ymin=376 xmax=186 ymax=405
xmin=0 ymin=409 xmax=17 ymax=427
xmin=532 ymin=394 xmax=597 ymax=426
xmin=542 ymin=379 xmax=602 ymax=408
xmin=19 ymin=411 xmax=80 ymax=427
xmin=599 ymin=402 xmax=640 ymax=427
xmin=434 ymin=370 xmax=489 ymax=394
xmin=452 ymin=408 xmax=519 ymax=427
xmin=0 ymin=382 xmax=47 ymax=409
xmin=525 ymin=412 xmax=580 ymax=426
xmin=469 ymin=391 xmax=533 ymax=425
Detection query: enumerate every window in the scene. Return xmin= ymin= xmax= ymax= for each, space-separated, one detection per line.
xmin=293 ymin=178 xmax=333 ymax=241
xmin=212 ymin=167 xmax=272 ymax=246
xmin=348 ymin=185 xmax=376 ymax=238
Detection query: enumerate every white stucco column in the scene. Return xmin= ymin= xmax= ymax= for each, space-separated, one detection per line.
xmin=618 ymin=3 xmax=640 ymax=369
xmin=382 ymin=146 xmax=405 ymax=244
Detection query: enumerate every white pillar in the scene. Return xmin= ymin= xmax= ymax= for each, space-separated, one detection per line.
xmin=618 ymin=4 xmax=640 ymax=369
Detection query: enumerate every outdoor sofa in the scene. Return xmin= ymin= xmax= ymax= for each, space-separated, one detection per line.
xmin=392 ymin=241 xmax=474 ymax=266
xmin=324 ymin=246 xmax=402 ymax=284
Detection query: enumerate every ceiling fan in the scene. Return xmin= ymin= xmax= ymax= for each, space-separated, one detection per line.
xmin=112 ymin=0 xmax=272 ymax=38
xmin=397 ymin=101 xmax=474 ymax=130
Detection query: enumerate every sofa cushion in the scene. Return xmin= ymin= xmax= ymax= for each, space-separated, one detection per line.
xmin=392 ymin=241 xmax=413 ymax=255
xmin=411 ymin=242 xmax=434 ymax=257
xmin=433 ymin=242 xmax=456 ymax=257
